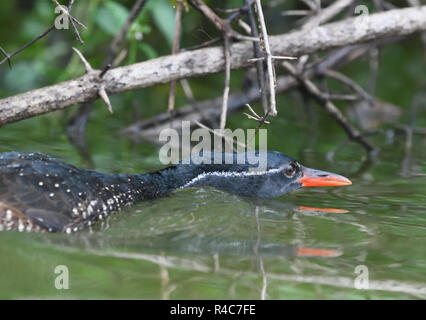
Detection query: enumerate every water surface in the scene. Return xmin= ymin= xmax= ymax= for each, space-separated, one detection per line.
xmin=0 ymin=115 xmax=425 ymax=300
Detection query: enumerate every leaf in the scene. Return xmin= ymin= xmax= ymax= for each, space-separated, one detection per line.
xmin=168 ymin=0 xmax=189 ymax=7
xmin=147 ymin=0 xmax=176 ymax=47
xmin=95 ymin=1 xmax=129 ymax=36
xmin=4 ymin=62 xmax=44 ymax=91
xmin=139 ymin=43 xmax=158 ymax=60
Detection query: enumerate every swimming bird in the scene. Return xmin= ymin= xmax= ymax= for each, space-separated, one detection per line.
xmin=0 ymin=151 xmax=351 ymax=233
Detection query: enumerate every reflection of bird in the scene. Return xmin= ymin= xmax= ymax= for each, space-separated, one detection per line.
xmin=0 ymin=151 xmax=351 ymax=233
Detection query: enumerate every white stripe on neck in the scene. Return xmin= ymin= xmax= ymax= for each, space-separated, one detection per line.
xmin=180 ymin=167 xmax=284 ymax=189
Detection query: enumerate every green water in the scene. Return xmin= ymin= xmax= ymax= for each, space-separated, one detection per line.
xmin=0 ymin=109 xmax=425 ymax=300
xmin=0 ymin=0 xmax=425 ymax=300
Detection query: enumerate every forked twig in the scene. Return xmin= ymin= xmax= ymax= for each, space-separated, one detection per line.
xmin=52 ymin=0 xmax=87 ymax=44
xmin=0 ymin=0 xmax=84 ymax=66
xmin=245 ymin=104 xmax=271 ymax=145
xmin=188 ymin=0 xmax=258 ymax=42
xmin=72 ymin=47 xmax=113 ymax=114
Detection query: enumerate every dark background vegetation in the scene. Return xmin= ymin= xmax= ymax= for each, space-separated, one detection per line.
xmin=0 ymin=0 xmax=425 ymax=170
xmin=0 ymin=0 xmax=426 ymax=300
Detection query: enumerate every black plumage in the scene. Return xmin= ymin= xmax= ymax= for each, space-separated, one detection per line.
xmin=0 ymin=151 xmax=350 ymax=233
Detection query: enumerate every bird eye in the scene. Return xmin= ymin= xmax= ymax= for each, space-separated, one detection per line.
xmin=283 ymin=162 xmax=298 ymax=178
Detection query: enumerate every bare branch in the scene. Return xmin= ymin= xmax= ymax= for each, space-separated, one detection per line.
xmin=281 ymin=10 xmax=311 ymax=17
xmin=119 ymin=41 xmax=404 ymax=143
xmin=1 ymin=6 xmax=426 ymax=126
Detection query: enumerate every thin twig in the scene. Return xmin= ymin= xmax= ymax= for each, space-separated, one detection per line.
xmin=52 ymin=0 xmax=87 ymax=45
xmin=71 ymin=47 xmax=113 ymax=114
xmin=67 ymin=2 xmax=84 ymax=44
xmin=0 ymin=0 xmax=84 ymax=66
xmin=0 ymin=25 xmax=55 ymax=66
xmin=98 ymin=86 xmax=113 ymax=114
xmin=120 ymin=40 xmax=405 ymax=143
xmin=220 ymin=36 xmax=231 ymax=130
xmin=323 ymin=69 xmax=376 ymax=105
xmin=188 ymin=0 xmax=258 ymax=42
xmin=323 ymin=93 xmax=359 ymax=101
xmin=254 ymin=0 xmax=278 ymax=116
xmin=301 ymin=0 xmax=320 ymax=11
xmin=168 ymin=0 xmax=183 ymax=112
xmin=245 ymin=104 xmax=271 ymax=145
xmin=0 ymin=46 xmax=11 ymax=68
xmin=67 ymin=0 xmax=75 ymax=11
xmin=102 ymin=0 xmax=148 ymax=68
xmin=248 ymin=55 xmax=297 ymax=62
xmin=302 ymin=0 xmax=354 ymax=30
xmin=67 ymin=0 xmax=148 ymax=164
xmin=245 ymin=0 xmax=268 ymax=114
xmin=52 ymin=0 xmax=87 ymax=29
xmin=237 ymin=19 xmax=252 ymax=35
xmin=181 ymin=37 xmax=221 ymax=51
xmin=99 ymin=64 xmax=111 ymax=78
xmin=244 ymin=104 xmax=270 ymax=124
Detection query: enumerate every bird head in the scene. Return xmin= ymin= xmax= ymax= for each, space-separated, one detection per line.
xmin=177 ymin=151 xmax=351 ymax=198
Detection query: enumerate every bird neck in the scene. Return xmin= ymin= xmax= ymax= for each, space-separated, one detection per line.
xmin=118 ymin=165 xmax=205 ymax=200
xmin=132 ymin=163 xmax=261 ymax=199
xmin=119 ymin=152 xmax=269 ymax=200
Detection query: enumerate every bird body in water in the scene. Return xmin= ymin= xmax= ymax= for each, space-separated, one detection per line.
xmin=0 ymin=151 xmax=351 ymax=233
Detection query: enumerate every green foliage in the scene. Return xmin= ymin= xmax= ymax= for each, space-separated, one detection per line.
xmin=168 ymin=0 xmax=189 ymax=7
xmin=95 ymin=1 xmax=130 ymax=36
xmin=0 ymin=0 xmax=425 ymax=300
xmin=146 ymin=0 xmax=176 ymax=47
xmin=138 ymin=42 xmax=158 ymax=59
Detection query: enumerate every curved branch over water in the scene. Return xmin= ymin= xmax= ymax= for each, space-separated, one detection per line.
xmin=0 ymin=6 xmax=425 ymax=126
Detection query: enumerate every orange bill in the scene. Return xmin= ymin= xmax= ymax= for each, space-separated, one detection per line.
xmin=297 ymin=247 xmax=342 ymax=258
xmin=297 ymin=167 xmax=352 ymax=187
xmin=298 ymin=206 xmax=349 ymax=214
